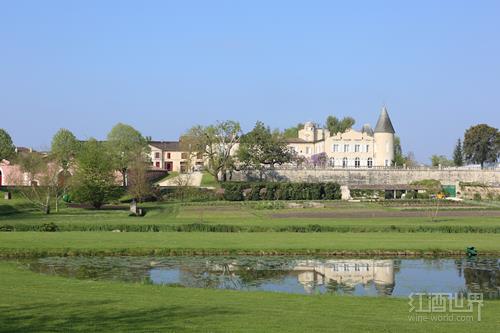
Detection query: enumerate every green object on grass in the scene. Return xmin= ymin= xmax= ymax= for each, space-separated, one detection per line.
xmin=466 ymin=246 xmax=477 ymax=256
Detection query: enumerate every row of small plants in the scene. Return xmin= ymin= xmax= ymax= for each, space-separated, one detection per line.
xmin=2 ymin=222 xmax=499 ymax=233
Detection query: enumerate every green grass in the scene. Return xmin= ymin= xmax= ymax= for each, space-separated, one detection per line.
xmin=1 ymin=232 xmax=500 ymax=256
xmin=0 ymin=262 xmax=499 ymax=333
xmin=200 ymin=171 xmax=220 ymax=188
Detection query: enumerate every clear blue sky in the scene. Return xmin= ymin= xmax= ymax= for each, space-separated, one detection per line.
xmin=1 ymin=0 xmax=499 ymax=162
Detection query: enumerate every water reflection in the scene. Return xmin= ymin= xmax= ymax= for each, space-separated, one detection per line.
xmin=23 ymin=256 xmax=500 ymax=298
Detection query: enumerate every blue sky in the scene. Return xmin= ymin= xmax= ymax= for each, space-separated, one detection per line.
xmin=1 ymin=0 xmax=499 ymax=162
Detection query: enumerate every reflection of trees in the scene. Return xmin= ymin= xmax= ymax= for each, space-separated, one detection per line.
xmin=462 ymin=258 xmax=500 ymax=299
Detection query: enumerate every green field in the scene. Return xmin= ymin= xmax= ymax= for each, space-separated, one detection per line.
xmin=1 ymin=194 xmax=500 ymax=332
xmin=0 ymin=262 xmax=499 ymax=333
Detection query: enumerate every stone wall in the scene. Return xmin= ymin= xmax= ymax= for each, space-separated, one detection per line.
xmin=231 ymin=168 xmax=500 ymax=186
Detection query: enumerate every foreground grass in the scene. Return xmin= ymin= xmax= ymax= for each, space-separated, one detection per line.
xmin=1 ymin=232 xmax=500 ymax=256
xmin=0 ymin=262 xmax=499 ymax=332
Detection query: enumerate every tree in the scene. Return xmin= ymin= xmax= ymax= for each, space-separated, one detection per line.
xmin=282 ymin=123 xmax=304 ymax=139
xmin=71 ymin=139 xmax=121 ymax=209
xmin=404 ymin=151 xmax=418 ymax=168
xmin=453 ymin=138 xmax=464 ymax=167
xmin=107 ymin=123 xmax=149 ymax=187
xmin=51 ymin=129 xmax=80 ymax=211
xmin=237 ymin=121 xmax=293 ymax=179
xmin=183 ymin=121 xmax=241 ymax=182
xmin=127 ymin=154 xmax=152 ymax=202
xmin=430 ymin=155 xmax=454 ymax=167
xmin=14 ymin=151 xmax=59 ymax=214
xmin=0 ymin=128 xmax=15 ymax=161
xmin=463 ymin=124 xmax=499 ymax=168
xmin=311 ymin=152 xmax=327 ymax=167
xmin=326 ymin=116 xmax=355 ymax=135
xmin=393 ymin=136 xmax=405 ymax=166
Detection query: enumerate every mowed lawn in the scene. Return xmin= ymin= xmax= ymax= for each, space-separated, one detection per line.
xmin=2 ymin=232 xmax=500 ymax=256
xmin=2 ymin=199 xmax=500 ymax=231
xmin=0 ymin=262 xmax=499 ymax=333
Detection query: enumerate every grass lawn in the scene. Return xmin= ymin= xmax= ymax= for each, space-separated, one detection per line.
xmin=1 ymin=232 xmax=500 ymax=256
xmin=0 ymin=262 xmax=499 ymax=333
xmin=2 ymin=199 xmax=500 ymax=233
xmin=200 ymin=171 xmax=220 ymax=188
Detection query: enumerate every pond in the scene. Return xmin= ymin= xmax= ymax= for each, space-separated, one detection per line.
xmin=24 ymin=256 xmax=500 ymax=298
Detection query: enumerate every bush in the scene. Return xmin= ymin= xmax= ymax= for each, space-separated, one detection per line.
xmin=0 ymin=225 xmax=14 ymax=232
xmin=40 ymin=222 xmax=59 ymax=232
xmin=220 ymin=182 xmax=340 ymax=201
xmin=473 ymin=193 xmax=482 ymax=201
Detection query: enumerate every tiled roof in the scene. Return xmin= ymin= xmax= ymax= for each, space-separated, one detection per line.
xmin=148 ymin=141 xmax=183 ymax=151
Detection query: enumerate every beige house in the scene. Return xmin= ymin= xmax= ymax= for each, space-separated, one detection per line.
xmin=148 ymin=141 xmax=204 ymax=173
xmin=287 ymin=107 xmax=395 ymax=168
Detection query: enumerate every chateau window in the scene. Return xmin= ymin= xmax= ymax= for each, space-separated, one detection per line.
xmin=306 ymin=147 xmax=311 ymax=154
xmin=355 ymin=144 xmax=360 ymax=152
xmin=343 ymin=144 xmax=349 ymax=153
xmin=167 ymin=153 xmax=171 ymax=159
xmin=385 ymin=160 xmax=389 ymax=166
xmin=155 ymin=161 xmax=160 ymax=168
xmin=367 ymin=158 xmax=373 ymax=168
xmin=196 ymin=152 xmax=203 ymax=159
xmin=366 ymin=145 xmax=370 ymax=152
xmin=342 ymin=157 xmax=348 ymax=168
xmin=155 ymin=152 xmax=160 ymax=158
xmin=355 ymin=264 xmax=360 ymax=271
xmin=332 ymin=144 xmax=339 ymax=152
xmin=181 ymin=152 xmax=188 ymax=159
xmin=354 ymin=157 xmax=360 ymax=168
xmin=329 ymin=157 xmax=335 ymax=167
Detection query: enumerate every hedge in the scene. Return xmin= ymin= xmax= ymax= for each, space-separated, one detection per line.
xmin=220 ymin=182 xmax=341 ymax=201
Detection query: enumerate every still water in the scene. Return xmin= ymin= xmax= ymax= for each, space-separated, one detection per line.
xmin=25 ymin=256 xmax=500 ymax=298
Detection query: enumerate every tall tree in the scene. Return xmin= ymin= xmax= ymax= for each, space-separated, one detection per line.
xmin=463 ymin=124 xmax=499 ymax=168
xmin=0 ymin=128 xmax=15 ymax=161
xmin=127 ymin=154 xmax=152 ymax=203
xmin=183 ymin=121 xmax=241 ymax=181
xmin=51 ymin=129 xmax=79 ymax=172
xmin=393 ymin=136 xmax=405 ymax=166
xmin=238 ymin=122 xmax=293 ymax=179
xmin=51 ymin=129 xmax=79 ymax=211
xmin=326 ymin=116 xmax=355 ymax=135
xmin=107 ymin=123 xmax=149 ymax=187
xmin=71 ymin=139 xmax=120 ymax=209
xmin=453 ymin=138 xmax=464 ymax=167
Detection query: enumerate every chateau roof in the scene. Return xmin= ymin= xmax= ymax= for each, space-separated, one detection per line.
xmin=374 ymin=107 xmax=395 ymax=134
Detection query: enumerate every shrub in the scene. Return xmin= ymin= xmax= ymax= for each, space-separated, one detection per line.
xmin=40 ymin=222 xmax=59 ymax=232
xmin=220 ymin=181 xmax=340 ymax=201
xmin=473 ymin=193 xmax=482 ymax=201
xmin=0 ymin=225 xmax=14 ymax=232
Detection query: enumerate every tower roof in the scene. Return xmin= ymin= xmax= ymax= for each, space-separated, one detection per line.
xmin=374 ymin=107 xmax=395 ymax=134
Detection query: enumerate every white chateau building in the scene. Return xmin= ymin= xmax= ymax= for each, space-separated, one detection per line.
xmin=286 ymin=107 xmax=396 ymax=168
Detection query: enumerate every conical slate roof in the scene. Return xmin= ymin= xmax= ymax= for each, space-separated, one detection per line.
xmin=374 ymin=107 xmax=395 ymax=133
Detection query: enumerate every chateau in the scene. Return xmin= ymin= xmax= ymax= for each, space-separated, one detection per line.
xmin=286 ymin=107 xmax=396 ymax=168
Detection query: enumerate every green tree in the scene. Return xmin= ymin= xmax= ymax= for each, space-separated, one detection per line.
xmin=326 ymin=116 xmax=355 ymax=136
xmin=183 ymin=120 xmax=241 ymax=182
xmin=107 ymin=123 xmax=149 ymax=187
xmin=71 ymin=139 xmax=121 ymax=209
xmin=393 ymin=136 xmax=405 ymax=166
xmin=51 ymin=129 xmax=79 ymax=171
xmin=430 ymin=155 xmax=454 ymax=167
xmin=282 ymin=123 xmax=304 ymax=139
xmin=453 ymin=138 xmax=464 ymax=167
xmin=463 ymin=124 xmax=499 ymax=168
xmin=51 ymin=129 xmax=80 ymax=211
xmin=0 ymin=128 xmax=15 ymax=161
xmin=238 ymin=121 xmax=293 ymax=179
